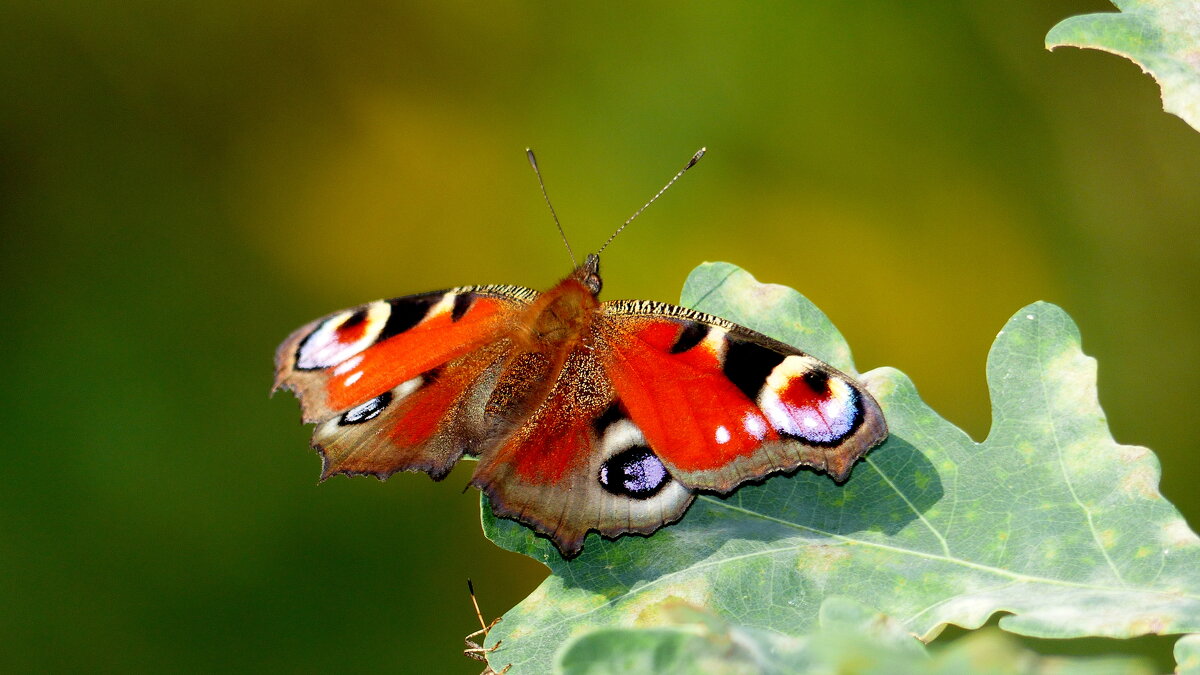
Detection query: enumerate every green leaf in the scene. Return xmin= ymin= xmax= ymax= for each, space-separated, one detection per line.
xmin=481 ymin=262 xmax=1200 ymax=674
xmin=553 ymin=598 xmax=917 ymax=675
xmin=1047 ymin=0 xmax=1200 ymax=132
xmin=1179 ymin=634 xmax=1200 ymax=675
xmin=555 ymin=598 xmax=1154 ymax=675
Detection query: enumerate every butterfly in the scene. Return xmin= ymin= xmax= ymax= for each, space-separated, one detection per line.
xmin=274 ymin=149 xmax=888 ymax=557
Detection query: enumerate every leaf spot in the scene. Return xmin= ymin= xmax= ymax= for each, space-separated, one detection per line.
xmin=1120 ymin=465 xmax=1160 ymax=500
xmin=1100 ymin=529 xmax=1117 ymax=549
xmin=1128 ymin=615 xmax=1168 ymax=636
xmin=1161 ymin=520 xmax=1200 ymax=548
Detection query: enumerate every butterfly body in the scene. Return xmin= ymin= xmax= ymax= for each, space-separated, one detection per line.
xmin=276 ymin=253 xmax=887 ymax=556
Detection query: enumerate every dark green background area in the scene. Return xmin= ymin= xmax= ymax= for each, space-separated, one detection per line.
xmin=2 ymin=2 xmax=1197 ymax=672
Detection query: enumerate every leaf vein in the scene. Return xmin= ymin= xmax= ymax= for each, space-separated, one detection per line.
xmin=1034 ymin=315 xmax=1127 ymax=586
xmin=865 ymin=455 xmax=951 ymax=557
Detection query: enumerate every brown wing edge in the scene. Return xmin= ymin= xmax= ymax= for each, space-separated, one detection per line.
xmin=600 ymin=298 xmax=857 ymax=371
xmin=476 ymin=479 xmax=697 ymax=559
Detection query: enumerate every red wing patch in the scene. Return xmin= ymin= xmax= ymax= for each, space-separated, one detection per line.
xmin=476 ymin=352 xmax=604 ymax=486
xmin=604 ymin=318 xmax=779 ymax=476
xmin=386 ymin=367 xmax=477 ymax=449
xmin=467 ymin=342 xmax=695 ymax=557
xmin=325 ymin=297 xmax=507 ymax=411
xmin=510 ymin=415 xmax=591 ymax=485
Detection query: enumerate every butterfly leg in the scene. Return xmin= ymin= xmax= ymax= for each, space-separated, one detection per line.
xmin=463 ymin=580 xmax=511 ymax=674
xmin=464 ymin=617 xmax=509 ymax=674
xmin=463 ymin=616 xmax=501 ymax=657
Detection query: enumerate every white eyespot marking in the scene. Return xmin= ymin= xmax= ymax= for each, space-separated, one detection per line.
xmin=296 ymin=301 xmax=390 ymax=370
xmin=758 ymin=355 xmax=859 ymax=445
xmin=592 ymin=413 xmax=693 ymax=519
xmin=599 ymin=448 xmax=669 ymax=498
xmin=599 ymin=419 xmax=647 ymax=455
xmin=332 ymin=354 xmax=364 ymax=376
xmin=743 ymin=413 xmax=768 ymax=440
xmin=715 ymin=425 xmax=731 ymax=445
xmin=343 ymin=371 xmax=363 ymax=387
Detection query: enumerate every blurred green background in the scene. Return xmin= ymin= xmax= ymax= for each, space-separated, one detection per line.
xmin=2 ymin=1 xmax=1197 ymax=672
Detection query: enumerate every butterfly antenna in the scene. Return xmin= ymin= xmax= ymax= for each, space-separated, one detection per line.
xmin=597 ymin=147 xmax=706 ymax=255
xmin=526 ymin=148 xmax=577 ymax=268
xmin=468 ymin=579 xmax=488 ymax=633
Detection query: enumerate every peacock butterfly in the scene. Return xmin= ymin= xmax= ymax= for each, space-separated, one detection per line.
xmin=273 ymin=149 xmax=888 ymax=557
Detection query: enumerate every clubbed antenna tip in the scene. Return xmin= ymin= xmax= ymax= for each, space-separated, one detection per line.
xmin=597 ymin=147 xmax=708 ymax=255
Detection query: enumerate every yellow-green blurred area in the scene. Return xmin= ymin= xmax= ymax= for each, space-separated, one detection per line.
xmin=2 ymin=1 xmax=1198 ymax=672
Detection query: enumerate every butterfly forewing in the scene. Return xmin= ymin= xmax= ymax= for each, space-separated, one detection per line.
xmin=597 ymin=300 xmax=887 ymax=492
xmin=274 ymin=285 xmax=537 ymax=479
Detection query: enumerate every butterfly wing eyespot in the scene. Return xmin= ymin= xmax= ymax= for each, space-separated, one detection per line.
xmin=294 ymin=301 xmax=392 ymax=371
xmin=599 ymin=447 xmax=670 ymax=498
xmin=596 ymin=418 xmax=671 ymax=498
xmin=757 ymin=356 xmax=864 ymax=446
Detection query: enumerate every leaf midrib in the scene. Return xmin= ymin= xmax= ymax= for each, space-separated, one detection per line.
xmin=699 ymin=496 xmax=1182 ymax=597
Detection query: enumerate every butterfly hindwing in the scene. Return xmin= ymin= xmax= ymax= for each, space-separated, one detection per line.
xmin=312 ymin=343 xmax=511 ymax=480
xmin=469 ymin=343 xmax=694 ymax=556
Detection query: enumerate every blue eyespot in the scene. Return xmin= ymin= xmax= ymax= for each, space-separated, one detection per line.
xmin=599 ymin=447 xmax=669 ymax=499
